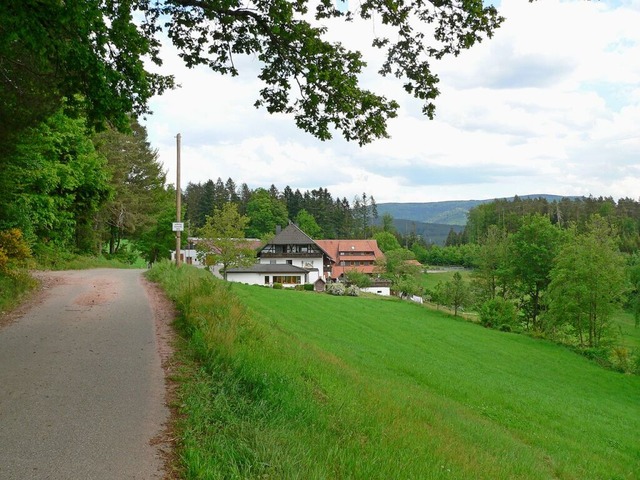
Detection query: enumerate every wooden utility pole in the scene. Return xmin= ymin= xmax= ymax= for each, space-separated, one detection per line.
xmin=175 ymin=133 xmax=182 ymax=267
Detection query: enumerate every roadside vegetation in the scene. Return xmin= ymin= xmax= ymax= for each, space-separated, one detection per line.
xmin=148 ymin=261 xmax=639 ymax=479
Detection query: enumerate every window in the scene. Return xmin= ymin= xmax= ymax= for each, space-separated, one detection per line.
xmin=264 ymin=276 xmax=270 ymax=284
xmin=286 ymin=259 xmax=293 ymax=265
xmin=272 ymin=275 xmax=301 ymax=284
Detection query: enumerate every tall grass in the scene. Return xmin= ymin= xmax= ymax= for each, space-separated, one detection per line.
xmin=0 ymin=270 xmax=38 ymax=314
xmin=148 ymin=261 xmax=640 ymax=479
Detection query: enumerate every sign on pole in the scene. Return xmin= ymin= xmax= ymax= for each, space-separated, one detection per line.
xmin=172 ymin=222 xmax=184 ymax=232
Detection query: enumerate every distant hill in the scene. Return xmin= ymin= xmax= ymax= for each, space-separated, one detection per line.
xmin=386 ymin=219 xmax=464 ymax=246
xmin=377 ymin=194 xmax=572 ymax=226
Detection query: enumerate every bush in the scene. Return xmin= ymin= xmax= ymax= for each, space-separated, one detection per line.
xmin=303 ymin=283 xmax=314 ymax=291
xmin=479 ymin=298 xmax=517 ymax=329
xmin=346 ymin=285 xmax=360 ymax=297
xmin=326 ymin=282 xmax=345 ymax=296
xmin=32 ymin=243 xmax=77 ymax=269
xmin=273 ymin=282 xmax=283 ymax=290
xmin=610 ymin=346 xmax=632 ymax=373
xmin=104 ymin=248 xmax=141 ymax=265
xmin=0 ymin=229 xmax=32 ymax=273
xmin=344 ymin=270 xmax=371 ymax=288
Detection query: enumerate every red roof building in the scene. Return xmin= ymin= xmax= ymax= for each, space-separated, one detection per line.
xmin=315 ymin=239 xmax=385 ymax=280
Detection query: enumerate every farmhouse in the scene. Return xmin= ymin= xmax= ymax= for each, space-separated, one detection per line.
xmin=226 ymin=223 xmax=333 ymax=287
xmin=206 ymin=223 xmax=389 ymax=294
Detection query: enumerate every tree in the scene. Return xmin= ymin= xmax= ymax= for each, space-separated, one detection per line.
xmin=93 ymin=118 xmax=168 ymax=254
xmin=245 ymin=188 xmax=289 ymax=238
xmin=157 ymin=0 xmax=502 ymax=145
xmin=0 ymin=108 xmax=111 ymax=252
xmin=546 ymin=216 xmax=627 ymax=347
xmin=344 ymin=270 xmax=372 ymax=289
xmin=478 ymin=297 xmax=518 ymax=330
xmin=2 ymin=0 xmax=503 ymax=154
xmin=509 ymin=214 xmax=564 ymax=331
xmin=0 ymin=1 xmax=173 ymax=156
xmin=374 ymin=231 xmax=402 ymax=253
xmin=381 ymin=213 xmax=396 ymax=233
xmin=629 ymin=253 xmax=640 ymax=328
xmin=472 ymin=225 xmax=511 ymax=302
xmin=136 ymin=187 xmax=178 ymax=264
xmin=441 ymin=272 xmax=471 ymax=316
xmin=295 ymin=209 xmax=323 ymax=239
xmin=197 ymin=203 xmax=256 ymax=279
xmin=376 ymin=248 xmax=422 ymax=297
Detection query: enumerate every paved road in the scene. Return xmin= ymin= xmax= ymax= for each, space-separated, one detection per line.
xmin=0 ymin=269 xmax=169 ymax=479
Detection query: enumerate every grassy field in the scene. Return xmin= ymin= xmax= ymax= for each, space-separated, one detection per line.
xmin=616 ymin=311 xmax=640 ymax=350
xmin=150 ymin=263 xmax=640 ymax=479
xmin=420 ymin=269 xmax=472 ymax=292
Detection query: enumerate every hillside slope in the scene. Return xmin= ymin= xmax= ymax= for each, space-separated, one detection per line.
xmin=230 ymin=285 xmax=640 ymax=479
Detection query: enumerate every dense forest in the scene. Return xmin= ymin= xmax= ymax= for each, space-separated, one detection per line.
xmin=0 ymin=109 xmax=176 ymax=267
xmin=183 ymin=180 xmax=379 ymax=240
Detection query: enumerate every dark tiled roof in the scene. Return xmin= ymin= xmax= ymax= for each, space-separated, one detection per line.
xmin=270 ymin=223 xmax=316 ymax=245
xmin=226 ymin=264 xmax=311 ymax=274
xmin=263 ymin=223 xmax=334 ymax=261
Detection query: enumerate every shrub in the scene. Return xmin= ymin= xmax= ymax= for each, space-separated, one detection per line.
xmin=0 ymin=229 xmax=31 ymax=273
xmin=346 ymin=285 xmax=360 ymax=297
xmin=273 ymin=282 xmax=283 ymax=290
xmin=479 ymin=298 xmax=517 ymax=329
xmin=610 ymin=346 xmax=632 ymax=373
xmin=326 ymin=282 xmax=345 ymax=296
xmin=304 ymin=283 xmax=314 ymax=291
xmin=344 ymin=270 xmax=371 ymax=288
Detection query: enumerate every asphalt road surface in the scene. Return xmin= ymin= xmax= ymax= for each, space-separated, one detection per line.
xmin=0 ymin=269 xmax=170 ymax=479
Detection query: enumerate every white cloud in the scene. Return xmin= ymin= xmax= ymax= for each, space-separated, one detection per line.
xmin=144 ymin=0 xmax=640 ymax=204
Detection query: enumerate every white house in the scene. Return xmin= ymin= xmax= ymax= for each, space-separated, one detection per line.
xmin=226 ymin=223 xmax=333 ymax=287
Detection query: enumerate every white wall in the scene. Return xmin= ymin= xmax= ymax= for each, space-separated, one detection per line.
xmin=170 ymin=249 xmax=204 ymax=267
xmin=362 ymin=286 xmax=391 ymax=297
xmin=226 ymin=272 xmax=265 ymax=285
xmin=258 ymin=256 xmax=324 ymax=282
xmin=226 ymin=271 xmax=305 ymax=287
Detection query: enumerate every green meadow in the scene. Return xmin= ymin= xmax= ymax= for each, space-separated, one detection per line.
xmin=149 ymin=263 xmax=640 ymax=479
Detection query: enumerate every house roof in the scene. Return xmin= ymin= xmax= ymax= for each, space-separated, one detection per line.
xmin=187 ymin=237 xmax=263 ymax=254
xmin=315 ymin=239 xmax=385 ymax=279
xmin=270 ymin=223 xmax=317 ymax=245
xmin=226 ymin=264 xmax=314 ymax=274
xmin=263 ymin=223 xmax=334 ymax=261
xmin=405 ymin=259 xmax=423 ymax=267
xmin=315 ymin=239 xmax=384 ymax=260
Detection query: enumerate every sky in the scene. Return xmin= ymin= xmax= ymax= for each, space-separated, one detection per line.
xmin=142 ymin=0 xmax=640 ymax=204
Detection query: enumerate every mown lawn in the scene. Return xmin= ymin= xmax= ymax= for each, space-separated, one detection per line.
xmin=420 ymin=269 xmax=472 ymax=292
xmin=229 ymin=285 xmax=640 ymax=479
xmin=149 ymin=263 xmax=639 ymax=479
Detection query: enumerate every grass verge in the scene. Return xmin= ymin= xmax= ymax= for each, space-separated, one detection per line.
xmin=147 ymin=261 xmax=640 ymax=479
xmin=0 ymin=270 xmax=39 ymax=314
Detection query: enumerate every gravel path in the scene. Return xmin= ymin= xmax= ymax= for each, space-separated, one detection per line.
xmin=0 ymin=269 xmax=174 ymax=479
